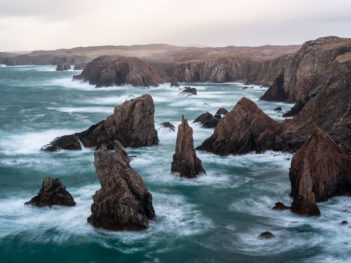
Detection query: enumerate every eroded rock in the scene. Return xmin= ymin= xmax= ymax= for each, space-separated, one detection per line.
xmin=193 ymin=112 xmax=219 ymax=128
xmin=182 ymin=87 xmax=197 ymax=95
xmin=87 ymin=141 xmax=155 ymax=231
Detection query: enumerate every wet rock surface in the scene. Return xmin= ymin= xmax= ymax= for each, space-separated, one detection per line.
xmin=171 ymin=116 xmax=205 ymax=178
xmin=193 ymin=112 xmax=219 ymax=128
xmin=25 ymin=177 xmax=75 ymax=207
xmin=88 ymin=141 xmax=155 ymax=231
xmin=42 ymin=94 xmax=158 ymax=151
xmin=182 ymin=87 xmax=197 ymax=95
xmin=161 ymin=122 xmax=176 ymax=131
xmin=258 ymin=231 xmax=275 ymax=239
xmin=56 ymin=64 xmax=71 ymax=71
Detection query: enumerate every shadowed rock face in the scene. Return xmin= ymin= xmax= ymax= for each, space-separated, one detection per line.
xmin=182 ymin=87 xmax=197 ymax=95
xmin=194 ymin=112 xmax=219 ymax=128
xmin=56 ymin=64 xmax=71 ymax=71
xmin=289 ymin=128 xmax=351 ymax=216
xmin=197 ymin=97 xmax=282 ymax=155
xmin=161 ymin=122 xmax=175 ymax=131
xmin=171 ymin=116 xmax=205 ymax=178
xmin=88 ymin=141 xmax=155 ymax=231
xmin=73 ymin=55 xmax=163 ymax=87
xmin=215 ymin=108 xmax=228 ymax=118
xmin=25 ymin=177 xmax=75 ymax=207
xmin=42 ymin=94 xmax=158 ymax=151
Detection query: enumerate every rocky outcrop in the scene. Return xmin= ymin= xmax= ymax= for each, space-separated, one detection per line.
xmin=25 ymin=177 xmax=75 ymax=207
xmin=73 ymin=55 xmax=163 ymax=87
xmin=161 ymin=122 xmax=175 ymax=131
xmin=56 ymin=64 xmax=71 ymax=71
xmin=272 ymin=202 xmax=290 ymax=210
xmin=193 ymin=112 xmax=219 ymax=128
xmin=0 ymin=54 xmax=89 ymax=66
xmin=258 ymin=231 xmax=275 ymax=239
xmin=182 ymin=87 xmax=197 ymax=95
xmin=214 ymin=108 xmax=228 ymax=118
xmin=197 ymin=97 xmax=282 ymax=155
xmin=261 ymin=36 xmax=351 ymax=104
xmin=88 ymin=141 xmax=155 ymax=231
xmin=171 ymin=116 xmax=205 ymax=178
xmin=42 ymin=94 xmax=158 ymax=151
xmin=289 ymin=128 xmax=351 ymax=216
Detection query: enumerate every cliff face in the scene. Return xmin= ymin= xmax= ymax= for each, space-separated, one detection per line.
xmin=0 ymin=54 xmax=89 ymax=66
xmin=42 ymin=94 xmax=158 ymax=151
xmin=73 ymin=56 xmax=163 ymax=87
xmin=261 ymin=36 xmax=351 ymax=103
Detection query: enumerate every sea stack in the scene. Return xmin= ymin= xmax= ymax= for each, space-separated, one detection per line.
xmin=88 ymin=141 xmax=155 ymax=231
xmin=42 ymin=94 xmax=158 ymax=151
xmin=289 ymin=128 xmax=351 ymax=216
xmin=171 ymin=116 xmax=205 ymax=178
xmin=25 ymin=177 xmax=76 ymax=207
xmin=197 ymin=97 xmax=282 ymax=155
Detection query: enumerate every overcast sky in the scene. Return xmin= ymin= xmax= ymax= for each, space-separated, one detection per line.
xmin=0 ymin=0 xmax=351 ymax=51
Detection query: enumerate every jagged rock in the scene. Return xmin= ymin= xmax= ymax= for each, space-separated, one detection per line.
xmin=170 ymin=79 xmax=179 ymax=87
xmin=197 ymin=97 xmax=282 ymax=155
xmin=161 ymin=122 xmax=175 ymax=131
xmin=274 ymin=107 xmax=282 ymax=112
xmin=25 ymin=177 xmax=75 ymax=207
xmin=289 ymin=128 xmax=351 ymax=216
xmin=272 ymin=202 xmax=290 ymax=210
xmin=56 ymin=64 xmax=71 ymax=71
xmin=193 ymin=112 xmax=219 ymax=128
xmin=42 ymin=94 xmax=158 ymax=151
xmin=171 ymin=116 xmax=205 ymax=178
xmin=182 ymin=87 xmax=197 ymax=95
xmin=73 ymin=55 xmax=163 ymax=87
xmin=87 ymin=141 xmax=155 ymax=231
xmin=258 ymin=231 xmax=275 ymax=239
xmin=214 ymin=108 xmax=228 ymax=118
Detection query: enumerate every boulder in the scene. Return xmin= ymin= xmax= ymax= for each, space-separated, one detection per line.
xmin=289 ymin=128 xmax=351 ymax=216
xmin=193 ymin=112 xmax=219 ymax=128
xmin=56 ymin=64 xmax=71 ymax=71
xmin=258 ymin=231 xmax=275 ymax=239
xmin=272 ymin=202 xmax=290 ymax=210
xmin=214 ymin=107 xmax=228 ymax=118
xmin=73 ymin=55 xmax=163 ymax=87
xmin=161 ymin=122 xmax=175 ymax=131
xmin=182 ymin=87 xmax=197 ymax=95
xmin=88 ymin=141 xmax=155 ymax=230
xmin=274 ymin=107 xmax=282 ymax=112
xmin=171 ymin=116 xmax=205 ymax=178
xmin=42 ymin=94 xmax=158 ymax=151
xmin=197 ymin=97 xmax=282 ymax=155
xmin=25 ymin=177 xmax=75 ymax=207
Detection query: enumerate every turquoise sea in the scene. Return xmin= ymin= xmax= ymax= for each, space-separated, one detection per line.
xmin=0 ymin=65 xmax=350 ymax=263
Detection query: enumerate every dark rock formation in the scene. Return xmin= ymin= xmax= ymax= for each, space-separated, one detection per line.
xmin=193 ymin=112 xmax=219 ymax=128
xmin=289 ymin=128 xmax=351 ymax=216
xmin=197 ymin=97 xmax=282 ymax=155
xmin=182 ymin=87 xmax=197 ymax=95
xmin=170 ymin=79 xmax=179 ymax=87
xmin=0 ymin=54 xmax=89 ymax=66
xmin=25 ymin=177 xmax=75 ymax=207
xmin=161 ymin=122 xmax=175 ymax=131
xmin=42 ymin=94 xmax=158 ymax=151
xmin=87 ymin=141 xmax=155 ymax=231
xmin=341 ymin=221 xmax=348 ymax=225
xmin=258 ymin=231 xmax=275 ymax=239
xmin=274 ymin=107 xmax=282 ymax=112
xmin=73 ymin=55 xmax=163 ymax=87
xmin=171 ymin=116 xmax=205 ymax=178
xmin=56 ymin=64 xmax=71 ymax=71
xmin=272 ymin=202 xmax=290 ymax=210
xmin=73 ymin=63 xmax=87 ymax=70
xmin=214 ymin=107 xmax=228 ymax=118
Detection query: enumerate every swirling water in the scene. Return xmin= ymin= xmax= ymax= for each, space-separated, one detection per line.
xmin=0 ymin=65 xmax=350 ymax=263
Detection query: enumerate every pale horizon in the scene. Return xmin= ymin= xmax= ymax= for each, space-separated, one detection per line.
xmin=1 ymin=0 xmax=351 ymax=51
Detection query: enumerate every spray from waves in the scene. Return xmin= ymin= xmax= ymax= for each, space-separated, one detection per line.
xmin=0 ymin=129 xmax=77 ymax=155
xmin=47 ymin=106 xmax=114 ymax=114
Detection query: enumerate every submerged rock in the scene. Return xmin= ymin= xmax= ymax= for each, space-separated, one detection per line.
xmin=42 ymin=94 xmax=158 ymax=151
xmin=197 ymin=97 xmax=282 ymax=155
xmin=214 ymin=107 xmax=228 ymax=119
xmin=171 ymin=116 xmax=205 ymax=178
xmin=161 ymin=121 xmax=176 ymax=131
xmin=56 ymin=64 xmax=71 ymax=71
xmin=193 ymin=112 xmax=219 ymax=128
xmin=73 ymin=55 xmax=163 ymax=87
xmin=25 ymin=177 xmax=75 ymax=207
xmin=88 ymin=141 xmax=155 ymax=231
xmin=258 ymin=231 xmax=275 ymax=239
xmin=182 ymin=87 xmax=197 ymax=95
xmin=170 ymin=79 xmax=179 ymax=87
xmin=274 ymin=106 xmax=282 ymax=112
xmin=289 ymin=128 xmax=351 ymax=216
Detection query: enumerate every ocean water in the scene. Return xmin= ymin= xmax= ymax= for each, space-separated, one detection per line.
xmin=0 ymin=65 xmax=350 ymax=263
